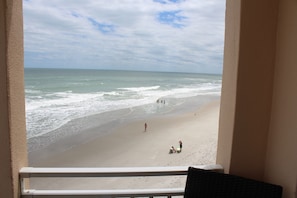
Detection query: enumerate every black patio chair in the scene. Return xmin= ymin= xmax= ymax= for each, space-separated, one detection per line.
xmin=184 ymin=167 xmax=282 ymax=198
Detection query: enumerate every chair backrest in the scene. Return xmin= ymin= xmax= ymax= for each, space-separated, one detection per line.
xmin=184 ymin=167 xmax=282 ymax=198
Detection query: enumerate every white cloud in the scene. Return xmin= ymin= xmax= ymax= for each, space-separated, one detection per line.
xmin=23 ymin=0 xmax=225 ymax=74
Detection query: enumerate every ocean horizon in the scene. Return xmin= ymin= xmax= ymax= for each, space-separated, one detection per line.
xmin=25 ymin=68 xmax=222 ymax=152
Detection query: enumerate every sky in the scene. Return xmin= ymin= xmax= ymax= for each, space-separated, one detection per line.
xmin=23 ymin=0 xmax=226 ymax=74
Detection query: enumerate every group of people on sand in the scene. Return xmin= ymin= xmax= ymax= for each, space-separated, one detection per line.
xmin=156 ymin=99 xmax=166 ymax=104
xmin=169 ymin=140 xmax=183 ymax=154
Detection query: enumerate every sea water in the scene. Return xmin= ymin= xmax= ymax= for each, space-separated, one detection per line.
xmin=25 ymin=68 xmax=221 ymax=152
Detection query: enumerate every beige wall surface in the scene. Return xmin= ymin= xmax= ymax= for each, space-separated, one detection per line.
xmin=265 ymin=0 xmax=297 ymax=197
xmin=0 ymin=0 xmax=28 ymax=198
xmin=0 ymin=0 xmax=14 ymax=197
xmin=218 ymin=0 xmax=297 ymax=197
xmin=217 ymin=0 xmax=279 ymax=180
xmin=229 ymin=0 xmax=278 ymax=180
xmin=216 ymin=0 xmax=241 ymax=174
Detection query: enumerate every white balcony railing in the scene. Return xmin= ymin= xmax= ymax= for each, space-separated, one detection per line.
xmin=20 ymin=164 xmax=223 ymax=198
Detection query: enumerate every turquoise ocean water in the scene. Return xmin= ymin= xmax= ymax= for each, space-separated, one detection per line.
xmin=25 ymin=68 xmax=221 ymax=152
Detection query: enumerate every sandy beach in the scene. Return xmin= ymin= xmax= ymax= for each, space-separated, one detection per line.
xmin=29 ymin=100 xmax=220 ymax=190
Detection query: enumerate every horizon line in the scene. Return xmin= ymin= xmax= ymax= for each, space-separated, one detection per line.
xmin=24 ymin=67 xmax=223 ymax=76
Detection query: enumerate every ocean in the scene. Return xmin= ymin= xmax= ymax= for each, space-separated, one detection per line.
xmin=25 ymin=68 xmax=221 ymax=152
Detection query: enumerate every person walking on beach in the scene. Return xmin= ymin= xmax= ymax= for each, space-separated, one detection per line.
xmin=144 ymin=122 xmax=147 ymax=132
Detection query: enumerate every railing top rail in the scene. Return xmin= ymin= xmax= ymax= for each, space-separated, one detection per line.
xmin=23 ymin=188 xmax=184 ymax=197
xmin=20 ymin=164 xmax=223 ymax=178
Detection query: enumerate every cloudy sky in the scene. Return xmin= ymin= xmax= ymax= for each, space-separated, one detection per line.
xmin=23 ymin=0 xmax=226 ymax=74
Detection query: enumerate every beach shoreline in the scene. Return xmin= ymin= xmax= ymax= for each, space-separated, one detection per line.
xmin=29 ymin=95 xmax=219 ymax=164
xmin=29 ymin=97 xmax=220 ymax=166
xmin=29 ymin=99 xmax=220 ymax=190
